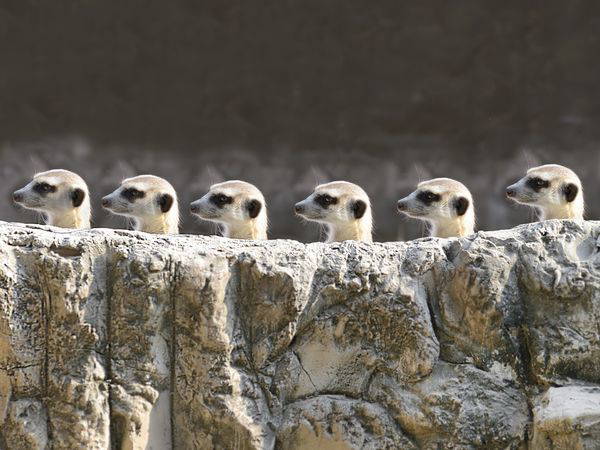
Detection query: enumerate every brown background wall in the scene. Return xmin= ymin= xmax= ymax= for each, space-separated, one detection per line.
xmin=1 ymin=0 xmax=599 ymax=241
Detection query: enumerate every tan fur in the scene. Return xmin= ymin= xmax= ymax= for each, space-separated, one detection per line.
xmin=398 ymin=177 xmax=475 ymax=238
xmin=295 ymin=181 xmax=373 ymax=243
xmin=13 ymin=169 xmax=91 ymax=229
xmin=507 ymin=164 xmax=584 ymax=221
xmin=190 ymin=180 xmax=268 ymax=240
xmin=102 ymin=175 xmax=179 ymax=234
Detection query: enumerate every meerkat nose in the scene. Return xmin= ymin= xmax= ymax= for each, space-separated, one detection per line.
xmin=12 ymin=191 xmax=23 ymax=203
xmin=190 ymin=204 xmax=199 ymax=213
xmin=101 ymin=197 xmax=111 ymax=208
xmin=506 ymin=188 xmax=516 ymax=198
xmin=397 ymin=200 xmax=407 ymax=211
xmin=294 ymin=203 xmax=304 ymax=214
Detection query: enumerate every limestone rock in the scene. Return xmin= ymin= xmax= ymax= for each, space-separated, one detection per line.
xmin=277 ymin=396 xmax=416 ymax=449
xmin=531 ymin=386 xmax=600 ymax=449
xmin=1 ymin=220 xmax=600 ymax=448
xmin=368 ymin=362 xmax=529 ymax=448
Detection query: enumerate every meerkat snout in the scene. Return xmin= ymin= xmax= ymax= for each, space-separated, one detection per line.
xmin=506 ymin=164 xmax=584 ymax=221
xmin=295 ymin=181 xmax=373 ymax=243
xmin=397 ymin=178 xmax=475 ymax=238
xmin=102 ymin=175 xmax=179 ymax=234
xmin=12 ymin=169 xmax=91 ymax=229
xmin=190 ymin=180 xmax=268 ymax=240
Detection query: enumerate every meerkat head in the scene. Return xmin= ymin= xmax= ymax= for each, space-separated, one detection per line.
xmin=13 ymin=169 xmax=91 ymax=229
xmin=397 ymin=178 xmax=475 ymax=238
xmin=294 ymin=181 xmax=372 ymax=243
xmin=189 ymin=180 xmax=268 ymax=240
xmin=506 ymin=164 xmax=584 ymax=221
xmin=102 ymin=175 xmax=179 ymax=234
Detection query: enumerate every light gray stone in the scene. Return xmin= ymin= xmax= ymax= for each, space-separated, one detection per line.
xmin=1 ymin=220 xmax=600 ymax=448
xmin=531 ymin=386 xmax=600 ymax=449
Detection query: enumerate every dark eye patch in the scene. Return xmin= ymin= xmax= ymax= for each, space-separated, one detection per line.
xmin=416 ymin=190 xmax=441 ymax=205
xmin=121 ymin=187 xmax=145 ymax=202
xmin=33 ymin=182 xmax=57 ymax=195
xmin=314 ymin=194 xmax=338 ymax=208
xmin=210 ymin=193 xmax=233 ymax=208
xmin=526 ymin=177 xmax=550 ymax=192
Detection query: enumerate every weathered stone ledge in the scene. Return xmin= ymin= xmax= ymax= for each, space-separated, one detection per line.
xmin=1 ymin=220 xmax=600 ymax=449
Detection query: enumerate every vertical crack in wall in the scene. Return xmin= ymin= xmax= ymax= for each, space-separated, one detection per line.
xmin=38 ymin=265 xmax=53 ymax=444
xmin=505 ymin=264 xmax=536 ymax=447
xmin=292 ymin=350 xmax=317 ymax=392
xmin=168 ymin=258 xmax=180 ymax=450
xmin=516 ymin=295 xmax=536 ymax=446
xmin=422 ymin=272 xmax=443 ymax=351
xmin=0 ymin=430 xmax=8 ymax=449
xmin=232 ymin=262 xmax=276 ymax=414
xmin=104 ymin=245 xmax=117 ymax=449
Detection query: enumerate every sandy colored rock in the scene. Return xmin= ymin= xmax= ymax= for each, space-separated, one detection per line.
xmin=531 ymin=386 xmax=600 ymax=449
xmin=1 ymin=220 xmax=600 ymax=448
xmin=368 ymin=361 xmax=529 ymax=448
xmin=277 ymin=396 xmax=416 ymax=449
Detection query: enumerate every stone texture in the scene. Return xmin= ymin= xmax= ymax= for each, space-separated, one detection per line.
xmin=368 ymin=362 xmax=529 ymax=449
xmin=531 ymin=386 xmax=600 ymax=449
xmin=1 ymin=220 xmax=600 ymax=449
xmin=277 ymin=396 xmax=416 ymax=449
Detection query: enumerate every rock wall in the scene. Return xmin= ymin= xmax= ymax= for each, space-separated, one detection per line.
xmin=1 ymin=220 xmax=599 ymax=449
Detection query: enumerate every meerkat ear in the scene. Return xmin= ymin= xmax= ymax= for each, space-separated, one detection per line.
xmin=71 ymin=188 xmax=85 ymax=207
xmin=454 ymin=197 xmax=470 ymax=216
xmin=563 ymin=183 xmax=578 ymax=203
xmin=246 ymin=199 xmax=262 ymax=219
xmin=352 ymin=200 xmax=367 ymax=219
xmin=158 ymin=193 xmax=174 ymax=213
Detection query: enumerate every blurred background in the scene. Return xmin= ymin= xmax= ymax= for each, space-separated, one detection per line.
xmin=1 ymin=1 xmax=599 ymax=241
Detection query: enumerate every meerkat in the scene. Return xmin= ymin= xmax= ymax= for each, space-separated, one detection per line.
xmin=189 ymin=180 xmax=268 ymax=240
xmin=12 ymin=169 xmax=91 ymax=229
xmin=397 ymin=178 xmax=475 ymax=238
xmin=102 ymin=175 xmax=179 ymax=234
xmin=294 ymin=181 xmax=373 ymax=243
xmin=506 ymin=164 xmax=584 ymax=221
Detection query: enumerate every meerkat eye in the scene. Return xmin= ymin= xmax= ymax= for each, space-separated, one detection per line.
xmin=526 ymin=177 xmax=550 ymax=192
xmin=33 ymin=182 xmax=56 ymax=195
xmin=121 ymin=187 xmax=145 ymax=202
xmin=416 ymin=190 xmax=441 ymax=205
xmin=210 ymin=193 xmax=233 ymax=208
xmin=315 ymin=194 xmax=337 ymax=208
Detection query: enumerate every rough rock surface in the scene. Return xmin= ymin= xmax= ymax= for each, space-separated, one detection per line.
xmin=1 ymin=220 xmax=600 ymax=449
